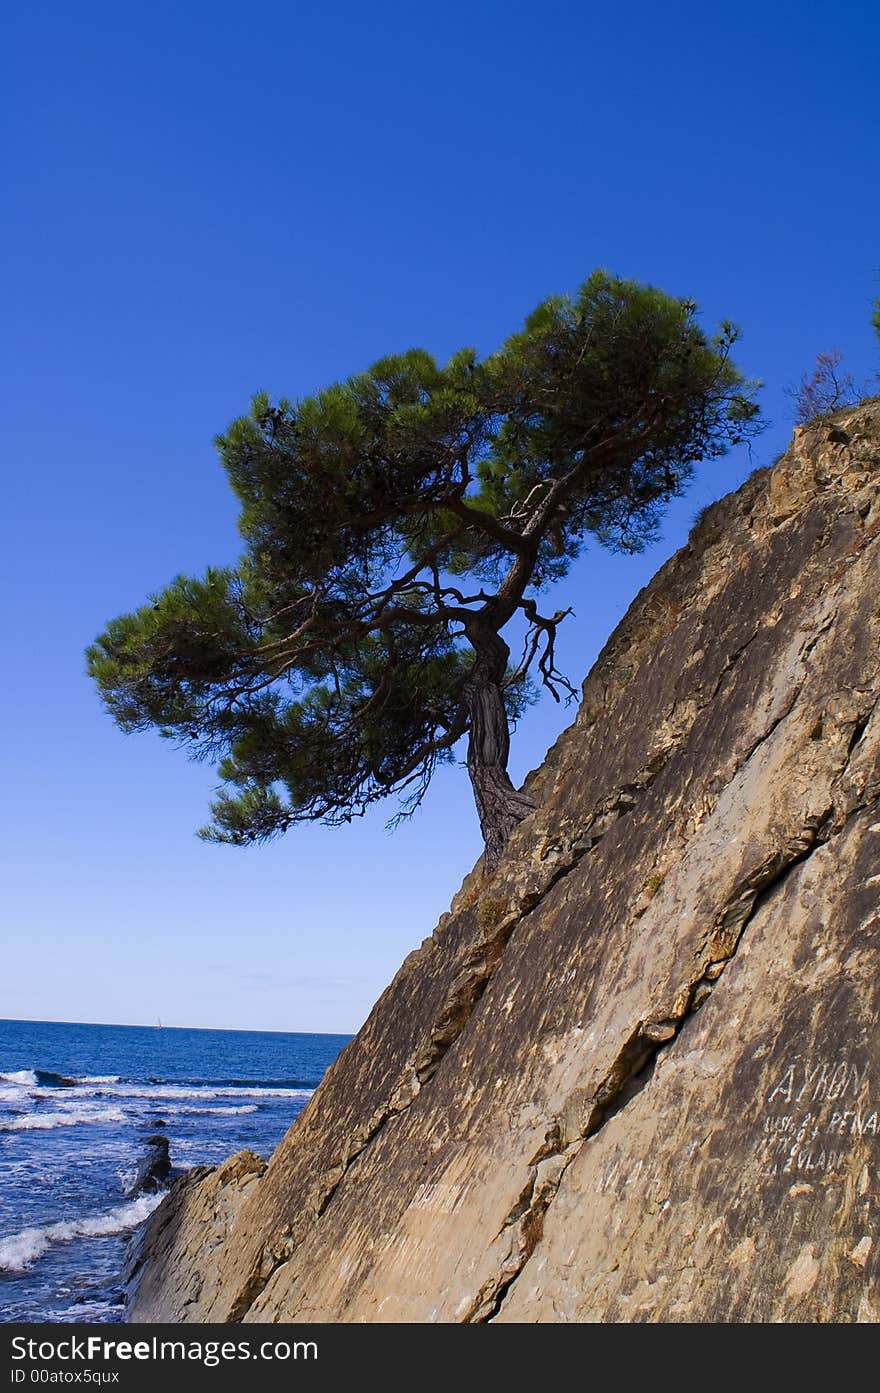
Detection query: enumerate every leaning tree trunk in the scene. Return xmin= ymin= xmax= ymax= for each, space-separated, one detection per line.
xmin=464 ymin=626 xmax=535 ymax=874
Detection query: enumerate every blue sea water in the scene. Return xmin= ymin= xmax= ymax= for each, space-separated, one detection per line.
xmin=0 ymin=1018 xmax=349 ymax=1323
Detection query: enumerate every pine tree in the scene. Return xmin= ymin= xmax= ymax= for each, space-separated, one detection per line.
xmin=88 ymin=272 xmax=760 ymax=871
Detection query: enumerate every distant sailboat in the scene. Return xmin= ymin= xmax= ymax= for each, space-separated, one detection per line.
xmin=156 ymin=1017 xmax=163 ymax=1029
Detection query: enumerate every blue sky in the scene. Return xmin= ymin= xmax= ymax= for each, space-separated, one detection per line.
xmin=2 ymin=1 xmax=878 ymax=1033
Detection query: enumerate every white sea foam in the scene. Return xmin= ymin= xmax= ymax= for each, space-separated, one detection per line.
xmin=166 ymin=1104 xmax=259 ymax=1116
xmin=0 ymin=1194 xmax=163 ymax=1272
xmin=116 ymin=1165 xmax=139 ymax=1193
xmin=0 ymin=1085 xmax=30 ymax=1105
xmin=46 ymin=1083 xmax=313 ymax=1102
xmin=54 ymin=1095 xmax=129 ymax=1114
xmin=0 ymin=1108 xmax=126 ymax=1132
xmin=77 ymin=1076 xmax=120 ymax=1085
xmin=46 ymin=1300 xmax=125 ymax=1323
xmin=0 ymin=1071 xmax=37 ymax=1086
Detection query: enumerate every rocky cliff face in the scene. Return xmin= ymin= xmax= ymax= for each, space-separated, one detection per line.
xmin=128 ymin=402 xmax=880 ymax=1323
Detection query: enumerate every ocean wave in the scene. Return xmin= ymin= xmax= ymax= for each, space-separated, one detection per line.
xmin=0 ymin=1108 xmax=126 ymax=1132
xmin=0 ymin=1194 xmax=163 ymax=1272
xmin=137 ymin=1075 xmax=320 ymax=1090
xmin=44 ymin=1083 xmax=313 ymax=1102
xmin=165 ymin=1104 xmax=259 ymax=1116
xmin=45 ymin=1299 xmax=125 ymax=1323
xmin=116 ymin=1166 xmax=139 ymax=1194
xmin=204 ymin=1077 xmax=321 ymax=1089
xmin=53 ymin=1095 xmax=128 ymax=1113
xmin=3 ymin=1069 xmax=314 ymax=1100
xmin=33 ymin=1070 xmax=77 ymax=1088
xmin=0 ymin=1070 xmax=78 ymax=1089
xmin=0 ymin=1069 xmax=119 ymax=1090
xmin=0 ymin=1085 xmax=31 ymax=1105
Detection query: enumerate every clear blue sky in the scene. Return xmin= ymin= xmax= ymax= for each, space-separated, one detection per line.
xmin=2 ymin=1 xmax=878 ymax=1034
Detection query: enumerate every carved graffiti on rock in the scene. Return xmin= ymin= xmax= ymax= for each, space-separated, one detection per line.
xmin=757 ymin=1058 xmax=876 ymax=1179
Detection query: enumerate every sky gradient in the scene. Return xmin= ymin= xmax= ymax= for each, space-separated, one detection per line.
xmin=3 ymin=1 xmax=879 ymax=1033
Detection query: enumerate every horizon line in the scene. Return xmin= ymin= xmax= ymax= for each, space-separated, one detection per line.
xmin=0 ymin=1015 xmax=354 ymax=1038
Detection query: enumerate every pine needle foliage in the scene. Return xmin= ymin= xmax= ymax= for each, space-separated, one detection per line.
xmin=88 ymin=271 xmax=760 ymax=867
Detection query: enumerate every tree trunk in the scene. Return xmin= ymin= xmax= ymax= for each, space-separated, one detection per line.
xmin=465 ymin=627 xmax=535 ymax=874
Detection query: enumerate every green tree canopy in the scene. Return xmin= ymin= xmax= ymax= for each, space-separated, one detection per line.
xmin=88 ymin=271 xmax=760 ymax=871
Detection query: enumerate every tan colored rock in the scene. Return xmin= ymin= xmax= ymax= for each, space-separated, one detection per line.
xmin=129 ymin=402 xmax=880 ymax=1323
xmin=124 ymin=1152 xmax=265 ymax=1318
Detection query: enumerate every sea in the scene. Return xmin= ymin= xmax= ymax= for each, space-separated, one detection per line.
xmin=0 ymin=1018 xmax=349 ymax=1324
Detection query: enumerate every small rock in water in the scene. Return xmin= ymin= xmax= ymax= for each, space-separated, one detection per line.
xmin=126 ymin=1135 xmax=171 ymax=1195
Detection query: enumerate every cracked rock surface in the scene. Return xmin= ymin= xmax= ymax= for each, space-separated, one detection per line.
xmin=129 ymin=402 xmax=880 ymax=1323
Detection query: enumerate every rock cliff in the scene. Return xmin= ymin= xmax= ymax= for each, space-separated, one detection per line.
xmin=128 ymin=401 xmax=880 ymax=1323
